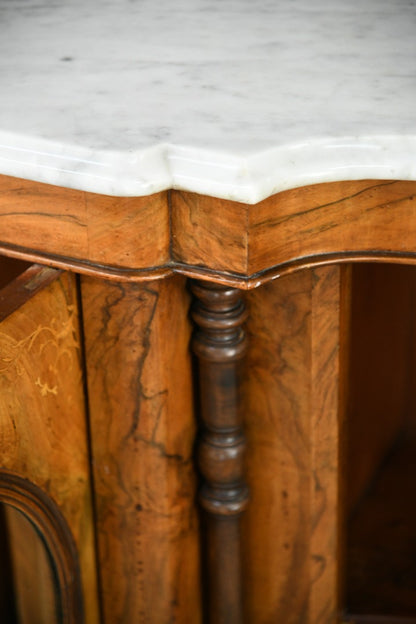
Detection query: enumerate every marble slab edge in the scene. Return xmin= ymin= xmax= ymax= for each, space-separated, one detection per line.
xmin=1 ymin=131 xmax=415 ymax=204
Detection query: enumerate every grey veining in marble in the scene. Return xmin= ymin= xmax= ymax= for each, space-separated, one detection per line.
xmin=0 ymin=0 xmax=415 ymax=201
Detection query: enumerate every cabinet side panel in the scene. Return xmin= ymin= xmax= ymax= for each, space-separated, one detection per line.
xmin=242 ymin=266 xmax=343 ymax=623
xmin=309 ymin=265 xmax=344 ymax=623
xmin=0 ymin=272 xmax=99 ymax=624
xmin=242 ymin=270 xmax=313 ymax=622
xmin=81 ymin=275 xmax=201 ymax=624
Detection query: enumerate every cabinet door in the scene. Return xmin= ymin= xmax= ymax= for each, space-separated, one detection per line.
xmin=0 ymin=261 xmax=99 ymax=624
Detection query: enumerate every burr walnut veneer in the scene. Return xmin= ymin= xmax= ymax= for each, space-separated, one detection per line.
xmin=1 ymin=175 xmax=416 ymax=623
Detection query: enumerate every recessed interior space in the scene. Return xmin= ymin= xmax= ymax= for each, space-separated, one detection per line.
xmin=0 ymin=503 xmax=58 ymax=623
xmin=344 ymin=263 xmax=416 ymax=623
xmin=0 ymin=257 xmax=31 ymax=290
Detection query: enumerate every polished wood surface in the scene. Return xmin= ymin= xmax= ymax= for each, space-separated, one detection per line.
xmin=81 ymin=275 xmax=201 ymax=623
xmin=241 ymin=265 xmax=347 ymax=623
xmin=0 ymin=267 xmax=99 ymax=623
xmin=2 ymin=172 xmax=416 ymax=622
xmin=0 ymin=175 xmax=169 ymax=279
xmin=5 ymin=504 xmax=57 ymax=624
xmin=2 ymin=175 xmax=416 ymax=286
xmin=191 ymin=281 xmax=249 ymax=624
xmin=172 ymin=180 xmax=416 ymax=284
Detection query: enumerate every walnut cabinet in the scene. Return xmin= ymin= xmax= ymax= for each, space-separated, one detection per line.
xmin=1 ymin=176 xmax=416 ymax=623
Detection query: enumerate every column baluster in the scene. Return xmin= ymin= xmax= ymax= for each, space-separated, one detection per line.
xmin=190 ymin=280 xmax=249 ymax=624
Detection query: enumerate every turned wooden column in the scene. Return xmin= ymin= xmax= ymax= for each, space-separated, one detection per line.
xmin=190 ymin=280 xmax=249 ymax=624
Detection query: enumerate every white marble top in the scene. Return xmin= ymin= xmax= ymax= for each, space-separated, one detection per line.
xmin=0 ymin=0 xmax=415 ymax=203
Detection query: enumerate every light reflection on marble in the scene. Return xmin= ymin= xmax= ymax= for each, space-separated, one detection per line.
xmin=0 ymin=0 xmax=415 ymax=202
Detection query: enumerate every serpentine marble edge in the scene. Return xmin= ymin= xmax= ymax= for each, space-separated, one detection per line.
xmin=0 ymin=0 xmax=415 ymax=203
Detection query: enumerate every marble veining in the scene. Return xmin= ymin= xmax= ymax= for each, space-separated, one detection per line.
xmin=0 ymin=0 xmax=415 ymax=202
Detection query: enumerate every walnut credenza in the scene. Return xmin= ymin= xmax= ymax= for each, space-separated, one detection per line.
xmin=1 ymin=175 xmax=416 ymax=623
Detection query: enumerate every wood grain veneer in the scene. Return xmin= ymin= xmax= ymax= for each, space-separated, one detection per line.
xmin=241 ymin=265 xmax=348 ymax=623
xmin=5 ymin=504 xmax=57 ymax=624
xmin=2 ymin=175 xmax=416 ymax=287
xmin=0 ymin=175 xmax=169 ymax=277
xmin=80 ymin=275 xmax=201 ymax=624
xmin=3 ymin=172 xmax=416 ymax=622
xmin=0 ymin=267 xmax=99 ymax=624
xmin=172 ymin=181 xmax=416 ymax=286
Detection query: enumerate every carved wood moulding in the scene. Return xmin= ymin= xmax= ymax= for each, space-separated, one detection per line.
xmin=191 ymin=280 xmax=249 ymax=624
xmin=1 ymin=175 xmax=416 ymax=286
xmin=0 ymin=471 xmax=84 ymax=624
